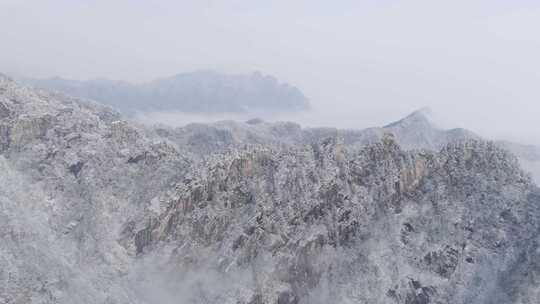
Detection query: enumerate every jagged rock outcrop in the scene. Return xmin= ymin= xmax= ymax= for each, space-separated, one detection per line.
xmin=152 ymin=108 xmax=476 ymax=157
xmin=120 ymin=136 xmax=540 ymax=304
xmin=154 ymin=108 xmax=539 ymax=184
xmin=382 ymin=107 xmax=481 ymax=150
xmin=1 ymin=75 xmax=540 ymax=304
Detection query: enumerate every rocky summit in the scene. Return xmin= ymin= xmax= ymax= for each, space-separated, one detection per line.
xmin=1 ymin=74 xmax=540 ymax=304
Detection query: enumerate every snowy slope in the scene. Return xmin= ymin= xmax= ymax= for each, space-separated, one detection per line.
xmin=2 ymin=75 xmax=540 ymax=303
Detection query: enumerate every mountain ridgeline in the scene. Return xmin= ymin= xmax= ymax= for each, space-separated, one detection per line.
xmin=153 ymin=107 xmax=539 ymax=182
xmin=1 ymin=74 xmax=540 ymax=304
xmin=24 ymin=71 xmax=310 ymax=115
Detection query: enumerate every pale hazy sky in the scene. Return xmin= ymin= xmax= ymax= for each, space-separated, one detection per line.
xmin=1 ymin=0 xmax=539 ymax=144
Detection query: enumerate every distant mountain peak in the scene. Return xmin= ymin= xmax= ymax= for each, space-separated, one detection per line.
xmin=384 ymin=107 xmax=435 ymax=129
xmin=23 ymin=70 xmax=310 ymax=115
xmin=407 ymin=106 xmax=433 ymax=119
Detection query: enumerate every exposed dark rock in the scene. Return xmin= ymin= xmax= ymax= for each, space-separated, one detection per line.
xmin=68 ymin=161 xmax=84 ymax=177
xmin=127 ymin=153 xmax=146 ymax=164
xmin=423 ymin=246 xmax=460 ymax=278
xmin=134 ymin=222 xmax=155 ymax=255
xmin=0 ymin=101 xmax=11 ymax=119
xmin=0 ymin=124 xmax=10 ymax=152
xmin=277 ymin=291 xmax=298 ymax=304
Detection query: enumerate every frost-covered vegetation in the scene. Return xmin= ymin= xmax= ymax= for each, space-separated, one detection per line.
xmin=1 ymin=75 xmax=540 ymax=304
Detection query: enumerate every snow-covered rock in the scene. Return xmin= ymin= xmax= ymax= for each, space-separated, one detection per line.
xmin=1 ymin=75 xmax=540 ymax=303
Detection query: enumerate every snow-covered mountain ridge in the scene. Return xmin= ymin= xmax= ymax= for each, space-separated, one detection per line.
xmin=152 ymin=106 xmax=539 ymax=183
xmin=1 ymin=74 xmax=540 ymax=304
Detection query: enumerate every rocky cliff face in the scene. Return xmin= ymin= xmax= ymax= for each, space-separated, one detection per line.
xmin=1 ymin=75 xmax=540 ymax=303
xmin=0 ymin=74 xmax=190 ymax=304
